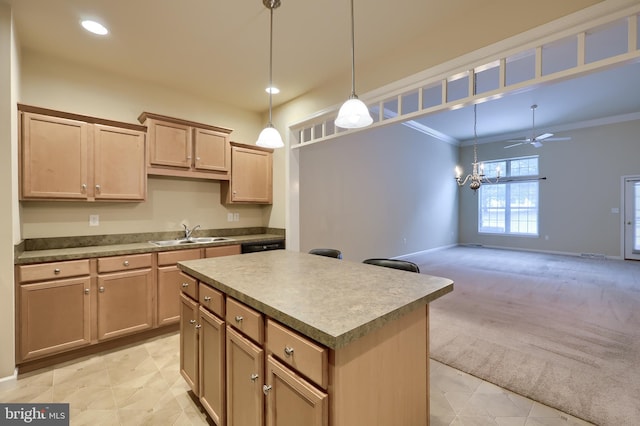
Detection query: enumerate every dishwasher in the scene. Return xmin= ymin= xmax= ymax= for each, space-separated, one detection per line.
xmin=241 ymin=240 xmax=285 ymax=253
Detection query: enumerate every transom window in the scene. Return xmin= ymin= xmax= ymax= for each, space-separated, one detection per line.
xmin=479 ymin=156 xmax=540 ymax=236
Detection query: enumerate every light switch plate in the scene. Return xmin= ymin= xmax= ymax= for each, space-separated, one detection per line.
xmin=227 ymin=213 xmax=234 ymax=222
xmin=233 ymin=213 xmax=240 ymax=222
xmin=89 ymin=215 xmax=99 ymax=226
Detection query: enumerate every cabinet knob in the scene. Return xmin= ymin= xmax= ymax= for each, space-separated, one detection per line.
xmin=84 ymin=288 xmax=90 ymax=295
xmin=235 ymin=315 xmax=243 ymax=323
xmin=95 ymin=184 xmax=101 ymax=193
xmin=250 ymin=373 xmax=259 ymax=382
xmin=195 ymin=324 xmax=202 ymax=329
xmin=81 ymin=184 xmax=87 ymax=193
xmin=262 ymin=385 xmax=272 ymax=395
xmin=204 ymin=296 xmax=212 ymax=302
xmin=99 ymin=286 xmax=105 ymax=293
xmin=182 ymin=283 xmax=189 ymax=288
xmin=284 ymin=346 xmax=295 ymax=357
xmin=196 ymin=157 xmax=201 ymax=160
xmin=54 ymin=268 xmax=61 ymax=274
xmin=189 ymin=320 xmax=196 ymax=324
xmin=123 ymin=260 xmax=129 ymax=267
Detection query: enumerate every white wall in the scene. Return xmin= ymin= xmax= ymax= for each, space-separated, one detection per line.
xmin=458 ymin=119 xmax=640 ymax=257
xmin=0 ymin=1 xmax=19 ymax=379
xmin=299 ymin=124 xmax=458 ymax=261
xmin=19 ymin=50 xmax=275 ymax=238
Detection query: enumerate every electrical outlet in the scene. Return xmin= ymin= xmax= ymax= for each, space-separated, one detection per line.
xmin=233 ymin=213 xmax=240 ymax=222
xmin=227 ymin=213 xmax=234 ymax=222
xmin=89 ymin=215 xmax=99 ymax=226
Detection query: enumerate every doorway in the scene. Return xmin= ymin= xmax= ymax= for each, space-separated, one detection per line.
xmin=624 ymin=176 xmax=640 ymax=260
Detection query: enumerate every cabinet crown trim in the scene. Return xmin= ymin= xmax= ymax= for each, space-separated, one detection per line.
xmin=138 ymin=112 xmax=233 ymax=134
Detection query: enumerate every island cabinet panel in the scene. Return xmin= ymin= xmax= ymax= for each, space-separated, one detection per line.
xmin=19 ymin=106 xmax=147 ymax=202
xmin=157 ymin=249 xmax=202 ymax=327
xmin=226 ymin=326 xmax=264 ymax=426
xmin=18 ymin=277 xmax=92 ymax=361
xmin=180 ymin=293 xmax=200 ymax=396
xmin=226 ymin=297 xmax=264 ymax=344
xmin=265 ymin=355 xmax=328 ymax=426
xmin=199 ymin=306 xmax=226 ymax=425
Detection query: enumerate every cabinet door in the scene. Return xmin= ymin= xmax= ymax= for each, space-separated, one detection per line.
xmin=180 ymin=293 xmax=199 ymax=395
xmin=264 ymin=355 xmax=328 ymax=426
xmin=230 ymin=146 xmax=273 ymax=204
xmin=21 ymin=112 xmax=89 ymax=200
xmin=199 ymin=307 xmax=225 ymax=425
xmin=227 ymin=326 xmax=264 ymax=426
xmin=97 ymin=269 xmax=153 ymax=340
xmin=19 ymin=277 xmax=91 ymax=361
xmin=157 ymin=266 xmax=183 ymax=326
xmin=148 ymin=119 xmax=192 ymax=168
xmin=193 ymin=128 xmax=230 ymax=172
xmin=93 ymin=124 xmax=146 ymax=201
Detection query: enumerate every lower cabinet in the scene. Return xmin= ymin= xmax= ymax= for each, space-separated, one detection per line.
xmin=180 ymin=293 xmax=200 ymax=395
xmin=157 ymin=248 xmax=202 ymax=326
xmin=199 ymin=306 xmax=226 ymax=425
xmin=226 ymin=326 xmax=264 ymax=426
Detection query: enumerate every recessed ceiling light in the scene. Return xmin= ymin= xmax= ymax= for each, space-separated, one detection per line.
xmin=265 ymin=86 xmax=280 ymax=94
xmin=81 ymin=20 xmax=109 ymax=36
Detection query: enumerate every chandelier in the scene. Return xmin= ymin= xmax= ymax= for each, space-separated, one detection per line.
xmin=455 ymin=103 xmax=499 ymax=191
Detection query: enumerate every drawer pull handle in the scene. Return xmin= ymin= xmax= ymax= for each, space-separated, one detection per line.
xmin=195 ymin=324 xmax=202 ymax=329
xmin=182 ymin=283 xmax=189 ymax=288
xmin=54 ymin=268 xmax=61 ymax=274
xmin=262 ymin=385 xmax=272 ymax=395
xmin=250 ymin=373 xmax=259 ymax=382
xmin=123 ymin=260 xmax=129 ymax=267
xmin=99 ymin=286 xmax=105 ymax=293
xmin=189 ymin=320 xmax=196 ymax=324
xmin=235 ymin=316 xmax=243 ymax=323
xmin=204 ymin=296 xmax=212 ymax=302
xmin=84 ymin=288 xmax=90 ymax=295
xmin=284 ymin=346 xmax=294 ymax=357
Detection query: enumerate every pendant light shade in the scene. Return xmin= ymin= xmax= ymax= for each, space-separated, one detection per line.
xmin=256 ymin=0 xmax=284 ymax=149
xmin=335 ymin=0 xmax=372 ymax=129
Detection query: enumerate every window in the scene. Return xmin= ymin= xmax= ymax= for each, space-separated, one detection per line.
xmin=478 ymin=156 xmax=539 ymax=236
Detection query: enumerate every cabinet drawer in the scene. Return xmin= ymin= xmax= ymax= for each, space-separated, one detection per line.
xmin=179 ymin=272 xmax=198 ymax=300
xmin=204 ymin=244 xmax=241 ymax=258
xmin=226 ymin=298 xmax=264 ymax=344
xmin=266 ymin=319 xmax=328 ymax=389
xmin=18 ymin=259 xmax=90 ymax=283
xmin=199 ymin=284 xmax=224 ymax=317
xmin=98 ymin=253 xmax=152 ymax=273
xmin=157 ymin=248 xmax=201 ymax=266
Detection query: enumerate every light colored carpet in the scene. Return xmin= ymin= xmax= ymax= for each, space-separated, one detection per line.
xmin=408 ymin=246 xmax=640 ymax=426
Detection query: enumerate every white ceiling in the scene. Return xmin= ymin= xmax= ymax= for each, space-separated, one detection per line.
xmin=7 ymin=0 xmax=639 ymax=143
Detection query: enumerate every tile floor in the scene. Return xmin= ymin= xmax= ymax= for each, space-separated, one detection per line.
xmin=0 ymin=333 xmax=594 ymax=426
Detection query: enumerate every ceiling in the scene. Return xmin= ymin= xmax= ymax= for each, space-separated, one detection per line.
xmin=6 ymin=0 xmax=639 ymax=144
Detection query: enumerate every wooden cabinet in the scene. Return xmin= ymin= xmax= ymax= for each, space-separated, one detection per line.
xmin=222 ymin=142 xmax=273 ymax=204
xmin=96 ymin=254 xmax=153 ymax=341
xmin=199 ymin=305 xmax=226 ymax=425
xmin=226 ymin=326 xmax=264 ymax=426
xmin=157 ymin=249 xmax=202 ymax=327
xmin=139 ymin=112 xmax=232 ymax=180
xmin=205 ymin=244 xmax=241 ymax=258
xmin=17 ymin=259 xmax=92 ymax=362
xmin=19 ymin=105 xmax=146 ymax=201
xmin=180 ymin=293 xmax=200 ymax=395
xmin=265 ymin=355 xmax=328 ymax=426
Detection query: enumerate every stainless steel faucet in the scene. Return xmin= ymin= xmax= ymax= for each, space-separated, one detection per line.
xmin=183 ymin=224 xmax=201 ymax=240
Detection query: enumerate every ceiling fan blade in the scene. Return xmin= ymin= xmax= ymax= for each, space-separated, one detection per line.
xmin=504 ymin=142 xmax=524 ymax=149
xmin=536 ymin=133 xmax=554 ymax=140
xmin=531 ymin=141 xmax=543 ymax=148
xmin=542 ymin=136 xmax=572 ymax=141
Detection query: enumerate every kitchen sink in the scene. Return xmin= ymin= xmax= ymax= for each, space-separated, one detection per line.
xmin=149 ymin=237 xmax=234 ymax=247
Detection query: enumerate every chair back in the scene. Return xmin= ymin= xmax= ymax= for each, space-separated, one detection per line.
xmin=362 ymin=258 xmax=420 ymax=273
xmin=308 ymin=248 xmax=342 ymax=259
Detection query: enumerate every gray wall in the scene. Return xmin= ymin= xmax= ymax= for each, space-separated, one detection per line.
xmin=458 ymin=118 xmax=640 ymax=257
xmin=299 ymin=124 xmax=458 ymax=261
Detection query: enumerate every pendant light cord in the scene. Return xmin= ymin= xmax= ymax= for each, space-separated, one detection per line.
xmin=349 ymin=0 xmax=357 ymax=98
xmin=268 ymin=2 xmax=274 ymax=125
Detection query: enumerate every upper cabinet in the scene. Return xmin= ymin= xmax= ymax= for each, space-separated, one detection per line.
xmin=138 ymin=112 xmax=232 ymax=180
xmin=222 ymin=142 xmax=273 ymax=204
xmin=19 ymin=105 xmax=146 ymax=202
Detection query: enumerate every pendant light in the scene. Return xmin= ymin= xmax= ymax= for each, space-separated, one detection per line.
xmin=256 ymin=0 xmax=284 ymax=148
xmin=335 ymin=0 xmax=373 ymax=129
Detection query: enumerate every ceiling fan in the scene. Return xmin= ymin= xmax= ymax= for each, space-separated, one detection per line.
xmin=504 ymin=104 xmax=571 ymax=148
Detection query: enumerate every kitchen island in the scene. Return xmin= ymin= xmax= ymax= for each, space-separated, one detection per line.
xmin=178 ymin=250 xmax=453 ymax=426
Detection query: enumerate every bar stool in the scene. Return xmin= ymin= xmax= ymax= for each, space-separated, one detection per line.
xmin=308 ymin=248 xmax=342 ymax=259
xmin=362 ymin=258 xmax=420 ymax=273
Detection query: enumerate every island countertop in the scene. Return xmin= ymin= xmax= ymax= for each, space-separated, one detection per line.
xmin=178 ymin=250 xmax=453 ymax=349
